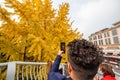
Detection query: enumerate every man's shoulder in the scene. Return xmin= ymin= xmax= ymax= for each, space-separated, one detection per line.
xmin=65 ymin=77 xmax=72 ymax=80
xmin=48 ymin=72 xmax=73 ymax=80
xmin=48 ymin=72 xmax=65 ymax=80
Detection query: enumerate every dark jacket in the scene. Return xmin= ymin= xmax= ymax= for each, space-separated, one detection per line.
xmin=48 ymin=55 xmax=72 ymax=80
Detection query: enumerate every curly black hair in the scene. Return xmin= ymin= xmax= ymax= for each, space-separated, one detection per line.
xmin=67 ymin=39 xmax=104 ymax=71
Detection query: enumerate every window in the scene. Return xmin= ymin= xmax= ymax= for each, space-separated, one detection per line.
xmin=113 ymin=36 xmax=119 ymax=44
xmin=112 ymin=29 xmax=117 ymax=36
xmin=105 ymin=39 xmax=108 ymax=45
xmin=107 ymin=32 xmax=110 ymax=37
xmin=104 ymin=33 xmax=106 ymax=37
xmin=100 ymin=34 xmax=102 ymax=38
xmin=93 ymin=36 xmax=97 ymax=40
xmin=99 ymin=40 xmax=101 ymax=45
xmin=108 ymin=38 xmax=111 ymax=44
xmin=104 ymin=32 xmax=109 ymax=37
xmin=89 ymin=37 xmax=92 ymax=40
xmin=105 ymin=38 xmax=111 ymax=45
xmin=95 ymin=36 xmax=97 ymax=40
xmin=98 ymin=40 xmax=103 ymax=45
xmin=101 ymin=40 xmax=103 ymax=45
xmin=94 ymin=41 xmax=98 ymax=45
xmin=98 ymin=34 xmax=102 ymax=39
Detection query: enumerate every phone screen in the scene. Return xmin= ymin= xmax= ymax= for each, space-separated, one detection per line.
xmin=60 ymin=42 xmax=66 ymax=53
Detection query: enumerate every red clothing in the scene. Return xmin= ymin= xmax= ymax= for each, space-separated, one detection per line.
xmin=101 ymin=75 xmax=116 ymax=80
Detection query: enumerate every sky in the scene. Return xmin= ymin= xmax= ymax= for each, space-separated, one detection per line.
xmin=52 ymin=0 xmax=120 ymax=39
xmin=0 ymin=0 xmax=120 ymax=39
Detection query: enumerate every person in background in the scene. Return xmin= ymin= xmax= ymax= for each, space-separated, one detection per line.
xmin=47 ymin=60 xmax=53 ymax=75
xmin=94 ymin=63 xmax=104 ymax=80
xmin=100 ymin=63 xmax=116 ymax=80
xmin=48 ymin=39 xmax=104 ymax=80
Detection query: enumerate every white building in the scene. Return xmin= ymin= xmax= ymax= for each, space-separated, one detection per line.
xmin=88 ymin=21 xmax=120 ymax=55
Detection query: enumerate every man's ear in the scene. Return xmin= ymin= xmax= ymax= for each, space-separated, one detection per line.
xmin=68 ymin=62 xmax=73 ymax=74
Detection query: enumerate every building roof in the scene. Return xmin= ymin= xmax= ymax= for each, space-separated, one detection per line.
xmin=89 ymin=21 xmax=120 ymax=37
xmin=113 ymin=21 xmax=120 ymax=26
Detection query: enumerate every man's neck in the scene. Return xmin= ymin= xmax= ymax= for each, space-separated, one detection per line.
xmin=70 ymin=71 xmax=93 ymax=80
xmin=70 ymin=71 xmax=81 ymax=80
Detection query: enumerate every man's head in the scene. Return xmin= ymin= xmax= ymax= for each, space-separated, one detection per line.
xmin=67 ymin=39 xmax=104 ymax=80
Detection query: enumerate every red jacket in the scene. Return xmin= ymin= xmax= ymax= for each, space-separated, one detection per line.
xmin=101 ymin=75 xmax=116 ymax=80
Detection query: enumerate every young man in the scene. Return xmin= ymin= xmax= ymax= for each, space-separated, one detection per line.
xmin=48 ymin=39 xmax=104 ymax=80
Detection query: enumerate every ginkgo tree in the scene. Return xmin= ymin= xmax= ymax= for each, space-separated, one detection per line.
xmin=0 ymin=0 xmax=82 ymax=62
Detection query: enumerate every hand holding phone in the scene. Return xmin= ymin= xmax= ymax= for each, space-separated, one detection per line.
xmin=60 ymin=42 xmax=66 ymax=53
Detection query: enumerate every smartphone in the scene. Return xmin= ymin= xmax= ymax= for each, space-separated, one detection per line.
xmin=60 ymin=42 xmax=66 ymax=53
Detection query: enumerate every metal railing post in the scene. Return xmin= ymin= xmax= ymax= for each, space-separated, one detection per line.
xmin=6 ymin=62 xmax=16 ymax=80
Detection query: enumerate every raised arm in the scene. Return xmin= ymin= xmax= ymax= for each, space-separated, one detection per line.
xmin=50 ymin=51 xmax=64 ymax=72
